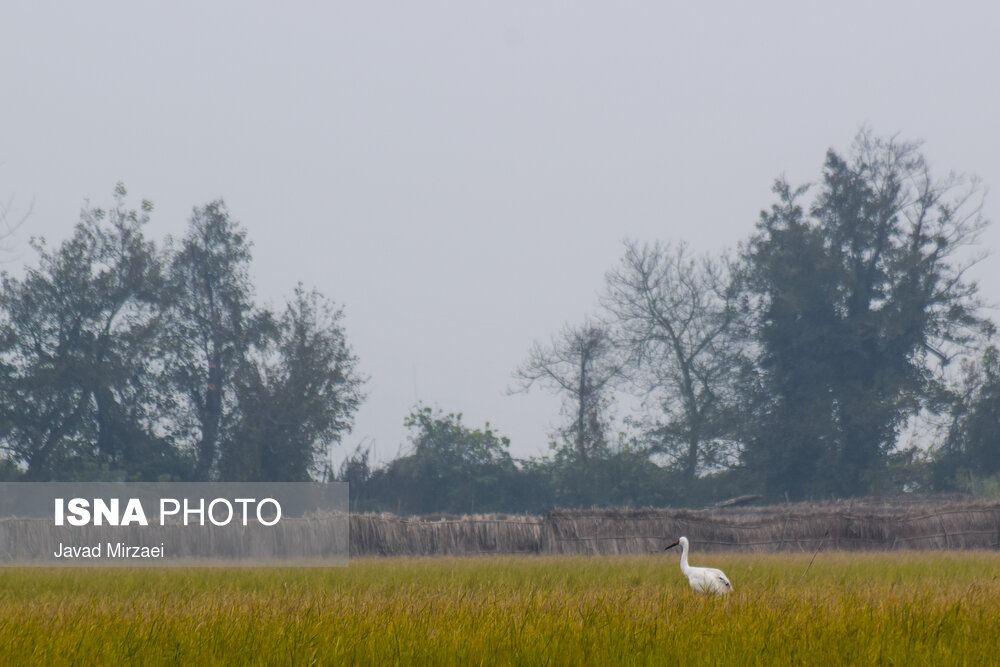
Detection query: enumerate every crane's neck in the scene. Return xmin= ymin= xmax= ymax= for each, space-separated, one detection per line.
xmin=679 ymin=540 xmax=691 ymax=574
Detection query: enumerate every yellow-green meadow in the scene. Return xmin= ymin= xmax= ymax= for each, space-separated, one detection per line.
xmin=2 ymin=552 xmax=998 ymax=665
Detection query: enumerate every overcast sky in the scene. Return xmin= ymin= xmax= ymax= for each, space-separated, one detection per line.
xmin=3 ymin=2 xmax=999 ymax=466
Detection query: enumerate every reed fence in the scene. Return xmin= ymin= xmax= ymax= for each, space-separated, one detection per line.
xmin=349 ymin=497 xmax=1000 ymax=556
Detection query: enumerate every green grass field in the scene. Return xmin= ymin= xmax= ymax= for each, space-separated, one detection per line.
xmin=2 ymin=552 xmax=999 ymax=665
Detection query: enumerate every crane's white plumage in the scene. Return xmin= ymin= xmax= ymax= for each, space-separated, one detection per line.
xmin=665 ymin=536 xmax=732 ymax=594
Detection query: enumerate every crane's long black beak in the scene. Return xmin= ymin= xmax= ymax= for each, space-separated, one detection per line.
xmin=664 ymin=540 xmax=680 ymax=551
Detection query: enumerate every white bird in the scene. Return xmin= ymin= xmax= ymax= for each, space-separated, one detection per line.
xmin=665 ymin=536 xmax=732 ymax=594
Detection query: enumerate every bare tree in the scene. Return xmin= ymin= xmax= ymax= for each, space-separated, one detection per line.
xmin=513 ymin=320 xmax=627 ymax=461
xmin=603 ymin=240 xmax=746 ymax=481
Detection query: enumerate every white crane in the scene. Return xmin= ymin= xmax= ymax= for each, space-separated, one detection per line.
xmin=665 ymin=536 xmax=732 ymax=594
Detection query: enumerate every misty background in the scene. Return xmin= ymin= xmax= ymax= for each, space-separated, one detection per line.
xmin=3 ymin=1 xmax=999 ymax=471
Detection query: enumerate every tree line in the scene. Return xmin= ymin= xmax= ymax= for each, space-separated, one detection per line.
xmin=0 ymin=184 xmax=363 ymax=482
xmin=344 ymin=131 xmax=1000 ymax=512
xmin=4 ymin=131 xmax=999 ymax=511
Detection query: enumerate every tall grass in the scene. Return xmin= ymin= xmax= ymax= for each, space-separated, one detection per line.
xmin=1 ymin=552 xmax=998 ymax=665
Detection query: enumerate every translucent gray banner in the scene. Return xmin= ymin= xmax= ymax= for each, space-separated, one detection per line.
xmin=0 ymin=482 xmax=348 ymax=566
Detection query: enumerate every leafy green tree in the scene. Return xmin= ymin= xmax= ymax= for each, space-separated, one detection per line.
xmin=741 ymin=180 xmax=842 ymax=498
xmin=371 ymin=406 xmax=518 ymax=514
xmin=933 ymin=346 xmax=1000 ymax=491
xmin=531 ymin=436 xmax=675 ymax=509
xmin=220 ymin=286 xmax=364 ymax=481
xmin=0 ymin=185 xmax=185 ymax=480
xmin=161 ymin=201 xmax=268 ymax=480
xmin=337 ymin=443 xmax=375 ymax=511
xmin=744 ymin=131 xmax=993 ymax=499
xmin=1 ymin=189 xmax=365 ymax=483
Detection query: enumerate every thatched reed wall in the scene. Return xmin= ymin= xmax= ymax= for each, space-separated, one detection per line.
xmin=349 ymin=514 xmax=543 ymax=557
xmin=349 ymin=497 xmax=1000 ymax=556
xmin=540 ymin=502 xmax=1000 ymax=555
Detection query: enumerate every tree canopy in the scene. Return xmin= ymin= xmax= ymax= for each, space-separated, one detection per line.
xmin=0 ymin=185 xmax=364 ymax=482
xmin=743 ymin=132 xmax=992 ymax=498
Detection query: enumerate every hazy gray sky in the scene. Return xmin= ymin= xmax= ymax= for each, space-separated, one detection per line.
xmin=3 ymin=2 xmax=999 ymax=465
